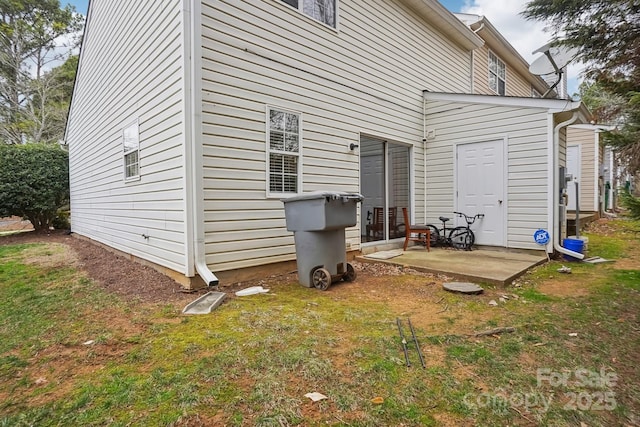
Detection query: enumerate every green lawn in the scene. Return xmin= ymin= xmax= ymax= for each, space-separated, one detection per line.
xmin=1 ymin=219 xmax=638 ymax=426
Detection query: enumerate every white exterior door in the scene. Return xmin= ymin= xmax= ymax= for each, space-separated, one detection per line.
xmin=566 ymin=145 xmax=580 ymax=211
xmin=456 ymin=140 xmax=505 ymax=246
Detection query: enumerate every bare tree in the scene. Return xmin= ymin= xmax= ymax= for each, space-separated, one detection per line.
xmin=0 ymin=0 xmax=82 ymax=144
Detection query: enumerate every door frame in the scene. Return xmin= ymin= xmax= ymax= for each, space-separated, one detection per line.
xmin=566 ymin=144 xmax=581 ymax=211
xmin=359 ymin=134 xmax=413 ymax=246
xmin=453 ymin=135 xmax=508 ymax=247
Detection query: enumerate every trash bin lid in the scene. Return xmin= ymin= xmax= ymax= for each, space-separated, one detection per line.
xmin=281 ymin=191 xmax=363 ymax=203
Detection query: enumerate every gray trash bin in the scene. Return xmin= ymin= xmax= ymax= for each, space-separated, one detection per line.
xmin=282 ymin=191 xmax=363 ymax=290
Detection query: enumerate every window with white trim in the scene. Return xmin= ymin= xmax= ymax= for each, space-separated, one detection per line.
xmin=268 ymin=108 xmax=300 ymax=194
xmin=280 ymin=0 xmax=336 ymax=27
xmin=123 ymin=121 xmax=140 ymax=180
xmin=489 ymin=51 xmax=506 ymax=96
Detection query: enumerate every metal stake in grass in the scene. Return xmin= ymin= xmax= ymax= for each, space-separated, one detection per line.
xmin=408 ymin=318 xmax=426 ymax=369
xmin=396 ymin=318 xmax=411 ymax=367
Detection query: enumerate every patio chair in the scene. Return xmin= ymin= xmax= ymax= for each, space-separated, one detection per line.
xmin=366 ymin=207 xmax=398 ymax=239
xmin=401 ymin=207 xmax=430 ymax=251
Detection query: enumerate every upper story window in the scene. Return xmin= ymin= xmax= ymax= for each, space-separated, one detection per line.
xmin=488 ymin=51 xmax=506 ymax=96
xmin=123 ymin=121 xmax=140 ymax=180
xmin=268 ymin=108 xmax=301 ymax=195
xmin=280 ymin=0 xmax=336 ymax=28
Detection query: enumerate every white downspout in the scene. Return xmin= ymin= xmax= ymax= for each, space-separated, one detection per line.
xmin=553 ymin=112 xmax=584 ymax=260
xmin=184 ymin=0 xmax=219 ymax=286
xmin=593 ymin=130 xmax=600 ymax=213
xmin=469 ymin=23 xmax=483 ymax=94
xmin=422 ymin=97 xmax=427 ymax=223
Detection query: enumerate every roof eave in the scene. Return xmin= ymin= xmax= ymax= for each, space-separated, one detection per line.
xmin=400 ymin=0 xmax=484 ymax=51
xmin=423 ymin=91 xmax=591 ymax=121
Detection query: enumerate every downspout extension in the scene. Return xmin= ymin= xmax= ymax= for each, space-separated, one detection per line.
xmin=553 ymin=112 xmax=584 ymax=260
xmin=186 ymin=0 xmax=219 ymax=287
xmin=195 ymin=243 xmax=219 ymax=286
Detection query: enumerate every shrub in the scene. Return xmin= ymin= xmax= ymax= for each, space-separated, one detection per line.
xmin=52 ymin=210 xmax=71 ymax=230
xmin=0 ymin=144 xmax=69 ymax=231
xmin=620 ymin=189 xmax=640 ymax=220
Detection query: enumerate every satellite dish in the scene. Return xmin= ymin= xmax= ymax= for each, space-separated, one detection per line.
xmin=529 ymin=43 xmax=579 ymax=75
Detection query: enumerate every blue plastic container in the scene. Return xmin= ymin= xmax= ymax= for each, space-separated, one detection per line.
xmin=562 ymin=238 xmax=584 ymax=261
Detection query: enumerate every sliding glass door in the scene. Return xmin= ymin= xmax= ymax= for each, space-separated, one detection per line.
xmin=360 ymin=136 xmax=410 ymax=243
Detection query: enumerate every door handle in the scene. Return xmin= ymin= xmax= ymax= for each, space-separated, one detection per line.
xmin=498 ymin=200 xmax=503 ymax=204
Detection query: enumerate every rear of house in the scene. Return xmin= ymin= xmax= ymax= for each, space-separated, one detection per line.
xmin=199 ymin=0 xmax=481 ymax=276
xmin=66 ymin=0 xmax=483 ymax=287
xmin=423 ymin=92 xmax=590 ymax=253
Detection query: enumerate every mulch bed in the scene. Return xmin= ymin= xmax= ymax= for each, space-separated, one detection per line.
xmin=0 ymin=230 xmax=192 ymax=304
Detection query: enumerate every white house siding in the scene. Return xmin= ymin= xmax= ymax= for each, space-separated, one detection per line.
xmin=472 ymin=45 xmax=532 ymax=97
xmin=199 ymin=0 xmax=473 ymax=272
xmin=567 ymin=126 xmax=599 ymax=212
xmin=425 ymin=100 xmax=551 ymax=250
xmin=67 ymin=0 xmax=188 ymax=273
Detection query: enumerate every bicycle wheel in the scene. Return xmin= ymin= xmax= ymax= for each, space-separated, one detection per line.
xmin=449 ymin=226 xmax=474 ymax=250
xmin=426 ymin=225 xmax=440 ymax=247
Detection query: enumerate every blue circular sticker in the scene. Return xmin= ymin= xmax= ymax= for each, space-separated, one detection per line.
xmin=533 ymin=229 xmax=550 ymax=245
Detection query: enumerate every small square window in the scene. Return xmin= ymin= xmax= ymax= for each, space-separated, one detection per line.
xmin=123 ymin=121 xmax=140 ymax=180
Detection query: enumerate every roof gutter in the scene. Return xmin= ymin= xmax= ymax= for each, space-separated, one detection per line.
xmin=552 ymin=112 xmax=584 ymax=260
xmin=183 ymin=0 xmax=219 ymax=286
xmin=400 ymin=0 xmax=483 ymax=50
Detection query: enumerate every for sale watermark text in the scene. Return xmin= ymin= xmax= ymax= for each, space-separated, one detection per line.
xmin=463 ymin=367 xmax=618 ymax=413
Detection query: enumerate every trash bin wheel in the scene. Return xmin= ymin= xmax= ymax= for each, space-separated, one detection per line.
xmin=343 ymin=263 xmax=357 ymax=282
xmin=312 ymin=267 xmax=332 ymax=291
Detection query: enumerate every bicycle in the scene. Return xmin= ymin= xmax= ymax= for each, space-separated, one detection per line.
xmin=426 ymin=211 xmax=485 ymax=250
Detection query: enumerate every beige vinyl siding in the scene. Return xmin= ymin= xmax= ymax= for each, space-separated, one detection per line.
xmin=425 ymin=100 xmax=550 ymax=250
xmin=200 ymin=0 xmax=472 ymax=271
xmin=67 ymin=0 xmax=187 ymax=273
xmin=473 ymin=45 xmax=534 ymax=97
xmin=568 ymin=127 xmax=599 ymax=212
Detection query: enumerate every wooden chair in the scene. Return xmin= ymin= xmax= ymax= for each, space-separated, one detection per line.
xmin=366 ymin=207 xmax=398 ymax=240
xmin=402 ymin=207 xmax=430 ymax=251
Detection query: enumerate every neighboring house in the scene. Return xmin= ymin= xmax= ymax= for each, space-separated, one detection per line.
xmin=565 ymin=125 xmax=616 ymax=218
xmin=602 ymin=145 xmax=616 ymax=211
xmin=65 ymin=0 xmax=485 ymax=288
xmin=601 ymin=140 xmax=628 ymax=212
xmin=454 ymin=13 xmax=551 ymax=98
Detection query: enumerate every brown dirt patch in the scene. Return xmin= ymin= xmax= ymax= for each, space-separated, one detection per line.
xmin=21 ymin=242 xmax=79 ymax=269
xmin=611 ymin=237 xmax=640 ymax=270
xmin=536 ymin=276 xmax=591 ymax=297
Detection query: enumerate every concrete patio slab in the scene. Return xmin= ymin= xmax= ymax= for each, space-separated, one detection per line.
xmin=358 ymin=246 xmax=547 ymax=285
